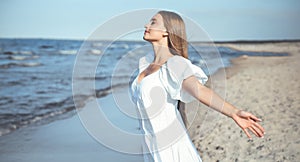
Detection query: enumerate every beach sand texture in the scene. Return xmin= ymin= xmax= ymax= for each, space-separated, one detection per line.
xmin=187 ymin=42 xmax=300 ymax=162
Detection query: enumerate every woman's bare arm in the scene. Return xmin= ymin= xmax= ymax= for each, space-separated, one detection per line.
xmin=182 ymin=76 xmax=265 ymax=139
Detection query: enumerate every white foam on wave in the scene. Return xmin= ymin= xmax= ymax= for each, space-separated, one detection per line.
xmin=21 ymin=62 xmax=42 ymax=67
xmin=0 ymin=128 xmax=12 ymax=137
xmin=8 ymin=55 xmax=40 ymax=60
xmin=59 ymin=50 xmax=78 ymax=55
xmin=9 ymin=56 xmax=28 ymax=60
xmin=19 ymin=51 xmax=33 ymax=55
xmin=0 ymin=62 xmax=43 ymax=68
xmin=89 ymin=49 xmax=102 ymax=55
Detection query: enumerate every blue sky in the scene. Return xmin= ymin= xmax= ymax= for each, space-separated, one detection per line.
xmin=1 ymin=0 xmax=299 ymax=41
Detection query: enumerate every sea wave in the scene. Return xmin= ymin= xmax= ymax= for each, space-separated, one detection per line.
xmin=3 ymin=50 xmax=34 ymax=55
xmin=0 ymin=82 xmax=127 ymax=136
xmin=8 ymin=55 xmax=39 ymax=60
xmin=89 ymin=49 xmax=102 ymax=55
xmin=0 ymin=62 xmax=42 ymax=69
xmin=59 ymin=49 xmax=78 ymax=55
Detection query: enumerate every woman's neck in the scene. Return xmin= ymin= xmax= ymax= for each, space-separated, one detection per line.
xmin=152 ymin=42 xmax=174 ymax=65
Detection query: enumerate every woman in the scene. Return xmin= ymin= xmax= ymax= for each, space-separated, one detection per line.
xmin=130 ymin=10 xmax=265 ymax=162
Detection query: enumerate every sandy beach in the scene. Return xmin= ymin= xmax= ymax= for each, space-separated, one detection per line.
xmin=187 ymin=41 xmax=300 ymax=162
xmin=0 ymin=41 xmax=299 ymax=162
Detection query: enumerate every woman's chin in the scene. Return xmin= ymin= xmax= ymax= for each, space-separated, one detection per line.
xmin=143 ymin=36 xmax=150 ymax=41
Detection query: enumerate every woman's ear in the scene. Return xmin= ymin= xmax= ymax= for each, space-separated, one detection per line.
xmin=162 ymin=32 xmax=168 ymax=37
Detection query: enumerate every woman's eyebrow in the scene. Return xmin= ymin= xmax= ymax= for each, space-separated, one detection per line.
xmin=150 ymin=18 xmax=157 ymax=22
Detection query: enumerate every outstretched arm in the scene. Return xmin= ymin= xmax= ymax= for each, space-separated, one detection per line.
xmin=182 ymin=76 xmax=265 ymax=139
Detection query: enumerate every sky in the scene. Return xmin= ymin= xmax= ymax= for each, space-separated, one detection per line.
xmin=0 ymin=0 xmax=299 ymax=41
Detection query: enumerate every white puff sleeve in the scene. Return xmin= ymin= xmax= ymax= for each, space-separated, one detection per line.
xmin=159 ymin=56 xmax=208 ymax=103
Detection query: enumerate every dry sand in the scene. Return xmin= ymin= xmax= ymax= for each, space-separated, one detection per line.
xmin=187 ymin=42 xmax=300 ymax=162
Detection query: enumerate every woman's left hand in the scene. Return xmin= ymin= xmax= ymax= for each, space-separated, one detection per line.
xmin=232 ymin=110 xmax=265 ymax=139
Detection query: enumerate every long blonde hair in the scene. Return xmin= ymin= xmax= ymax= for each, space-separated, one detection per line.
xmin=158 ymin=11 xmax=188 ymax=59
xmin=158 ymin=10 xmax=189 ymax=127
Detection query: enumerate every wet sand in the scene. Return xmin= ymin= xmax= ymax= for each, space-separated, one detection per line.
xmin=0 ymin=92 xmax=144 ymax=162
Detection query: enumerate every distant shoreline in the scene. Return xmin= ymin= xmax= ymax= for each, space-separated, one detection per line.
xmin=213 ymin=39 xmax=300 ymax=44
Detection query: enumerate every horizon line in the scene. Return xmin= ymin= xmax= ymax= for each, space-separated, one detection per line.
xmin=1 ymin=37 xmax=300 ymax=43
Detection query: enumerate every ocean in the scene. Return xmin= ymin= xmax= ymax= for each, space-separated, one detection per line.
xmin=0 ymin=38 xmax=288 ymax=136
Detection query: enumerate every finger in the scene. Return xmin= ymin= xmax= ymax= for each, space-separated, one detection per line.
xmin=253 ymin=122 xmax=265 ymax=134
xmin=251 ymin=124 xmax=264 ymax=137
xmin=243 ymin=128 xmax=252 ymax=139
xmin=252 ymin=125 xmax=265 ymax=138
xmin=249 ymin=114 xmax=262 ymax=122
xmin=248 ymin=126 xmax=260 ymax=137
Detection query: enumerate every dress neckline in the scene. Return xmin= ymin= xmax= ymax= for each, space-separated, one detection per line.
xmin=136 ymin=65 xmax=161 ymax=85
xmin=136 ymin=55 xmax=179 ymax=85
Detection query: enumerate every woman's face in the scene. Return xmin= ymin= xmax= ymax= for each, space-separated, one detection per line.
xmin=143 ymin=14 xmax=168 ymax=42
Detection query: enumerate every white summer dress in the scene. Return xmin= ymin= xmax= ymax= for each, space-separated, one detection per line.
xmin=131 ymin=54 xmax=208 ymax=162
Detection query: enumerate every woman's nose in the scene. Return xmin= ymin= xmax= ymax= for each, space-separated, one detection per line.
xmin=144 ymin=22 xmax=150 ymax=29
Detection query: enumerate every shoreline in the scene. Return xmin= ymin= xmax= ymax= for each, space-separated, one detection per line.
xmin=0 ymin=42 xmax=299 ymax=161
xmin=0 ymin=89 xmax=144 ymax=162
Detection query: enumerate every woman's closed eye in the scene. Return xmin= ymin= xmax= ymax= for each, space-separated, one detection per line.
xmin=150 ymin=18 xmax=157 ymax=25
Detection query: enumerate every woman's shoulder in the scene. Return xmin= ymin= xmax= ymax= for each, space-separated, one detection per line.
xmin=167 ymin=55 xmax=191 ymax=68
xmin=164 ymin=55 xmax=193 ymax=79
